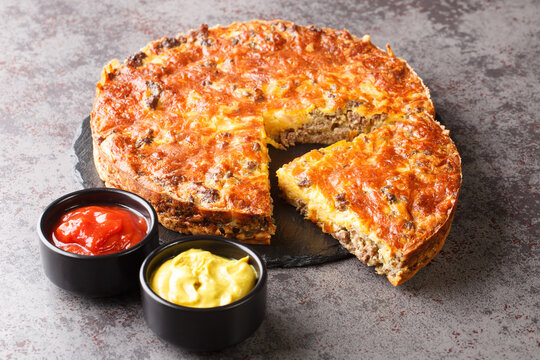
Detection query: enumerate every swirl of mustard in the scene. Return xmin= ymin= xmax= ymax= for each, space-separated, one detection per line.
xmin=150 ymin=248 xmax=257 ymax=308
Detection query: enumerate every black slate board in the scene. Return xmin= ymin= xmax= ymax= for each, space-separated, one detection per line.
xmin=74 ymin=116 xmax=351 ymax=268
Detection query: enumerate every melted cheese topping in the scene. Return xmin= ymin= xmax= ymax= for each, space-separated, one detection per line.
xmin=277 ymin=114 xmax=461 ymax=255
xmin=90 ymin=20 xmax=454 ymax=244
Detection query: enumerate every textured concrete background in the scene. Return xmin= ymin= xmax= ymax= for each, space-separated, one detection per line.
xmin=1 ymin=0 xmax=539 ymax=358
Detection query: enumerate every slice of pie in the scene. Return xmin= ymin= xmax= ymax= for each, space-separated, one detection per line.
xmin=92 ymin=112 xmax=273 ymax=244
xmin=276 ymin=114 xmax=461 ymax=285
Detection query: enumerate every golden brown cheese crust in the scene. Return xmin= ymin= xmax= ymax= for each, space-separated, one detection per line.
xmin=277 ymin=114 xmax=461 ymax=284
xmin=91 ymin=19 xmax=455 ymax=249
xmin=286 ymin=115 xmax=460 ymax=253
xmin=92 ymin=20 xmax=433 ymax=143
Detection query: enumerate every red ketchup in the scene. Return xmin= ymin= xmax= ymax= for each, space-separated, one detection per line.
xmin=52 ymin=205 xmax=148 ymax=255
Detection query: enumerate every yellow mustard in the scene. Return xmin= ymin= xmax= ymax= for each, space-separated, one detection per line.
xmin=150 ymin=248 xmax=257 ymax=308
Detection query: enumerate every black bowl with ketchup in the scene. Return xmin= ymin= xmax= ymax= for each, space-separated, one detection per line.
xmin=140 ymin=236 xmax=267 ymax=351
xmin=38 ymin=188 xmax=159 ymax=297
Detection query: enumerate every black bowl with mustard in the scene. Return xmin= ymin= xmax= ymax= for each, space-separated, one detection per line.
xmin=139 ymin=236 xmax=267 ymax=351
xmin=37 ymin=188 xmax=159 ymax=297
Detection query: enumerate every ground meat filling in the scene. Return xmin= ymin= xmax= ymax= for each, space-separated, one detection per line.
xmin=126 ymin=51 xmax=147 ymax=67
xmin=276 ymin=104 xmax=392 ymax=147
xmin=145 ymin=81 xmax=162 ymax=109
xmin=158 ymin=36 xmax=186 ymax=49
xmin=334 ymin=193 xmax=349 ymax=211
xmin=332 ymin=228 xmax=405 ymax=278
xmin=297 ymin=177 xmax=311 ymax=187
xmin=200 ymin=188 xmax=220 ymax=203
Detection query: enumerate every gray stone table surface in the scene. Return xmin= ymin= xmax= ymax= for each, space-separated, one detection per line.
xmin=1 ymin=0 xmax=538 ymax=358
